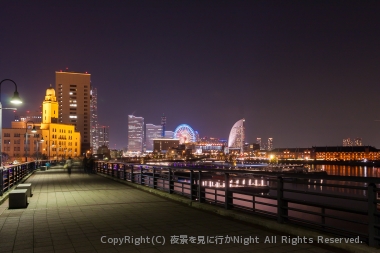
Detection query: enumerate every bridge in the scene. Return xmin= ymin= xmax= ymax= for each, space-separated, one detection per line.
xmin=0 ymin=160 xmax=377 ymax=252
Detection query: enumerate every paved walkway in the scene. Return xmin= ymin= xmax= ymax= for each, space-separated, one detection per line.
xmin=0 ymin=167 xmax=348 ymax=253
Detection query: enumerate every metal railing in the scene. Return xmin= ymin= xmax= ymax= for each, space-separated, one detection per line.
xmin=0 ymin=160 xmax=56 ymax=196
xmin=94 ymin=161 xmax=380 ymax=247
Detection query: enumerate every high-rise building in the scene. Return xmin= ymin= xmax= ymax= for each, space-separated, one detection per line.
xmin=55 ymin=71 xmax=91 ymax=155
xmin=228 ymin=118 xmax=245 ymax=153
xmin=343 ymin=138 xmax=352 ymax=146
xmin=161 ymin=114 xmax=166 ymax=137
xmin=354 ymin=137 xmax=362 ymax=146
xmin=165 ymin=131 xmax=174 ymax=139
xmin=343 ymin=137 xmax=362 ymax=146
xmin=98 ymin=126 xmax=109 ymax=148
xmin=145 ymin=124 xmax=163 ymax=152
xmin=256 ymin=138 xmax=262 ymax=150
xmin=268 ymin=138 xmax=273 ymax=151
xmin=90 ymin=86 xmax=99 ymax=152
xmin=128 ymin=115 xmax=144 ymax=154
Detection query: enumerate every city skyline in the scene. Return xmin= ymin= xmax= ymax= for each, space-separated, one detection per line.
xmin=1 ymin=1 xmax=380 ymax=149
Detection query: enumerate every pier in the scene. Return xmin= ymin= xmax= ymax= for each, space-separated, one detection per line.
xmin=0 ymin=161 xmax=377 ymax=252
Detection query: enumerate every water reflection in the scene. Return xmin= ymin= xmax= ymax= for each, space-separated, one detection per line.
xmin=315 ymin=164 xmax=380 ymax=177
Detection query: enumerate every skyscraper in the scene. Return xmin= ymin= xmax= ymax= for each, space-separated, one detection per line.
xmin=161 ymin=114 xmax=166 ymax=137
xmin=268 ymin=138 xmax=273 ymax=151
xmin=228 ymin=118 xmax=245 ymax=153
xmin=55 ymin=71 xmax=91 ymax=154
xmin=256 ymin=138 xmax=262 ymax=150
xmin=354 ymin=138 xmax=362 ymax=146
xmin=165 ymin=131 xmax=174 ymax=139
xmin=128 ymin=115 xmax=144 ymax=154
xmin=98 ymin=126 xmax=109 ymax=148
xmin=145 ymin=124 xmax=162 ymax=152
xmin=343 ymin=138 xmax=352 ymax=146
xmin=90 ymin=86 xmax=99 ymax=152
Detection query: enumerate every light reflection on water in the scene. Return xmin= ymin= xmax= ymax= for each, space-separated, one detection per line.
xmin=315 ymin=164 xmax=380 ymax=177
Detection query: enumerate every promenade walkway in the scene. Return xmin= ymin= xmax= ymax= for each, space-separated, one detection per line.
xmin=0 ymin=166 xmax=351 ymax=253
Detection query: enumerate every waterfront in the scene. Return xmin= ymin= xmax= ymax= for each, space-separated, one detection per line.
xmin=231 ymin=161 xmax=380 ymax=177
xmin=315 ymin=164 xmax=380 ymax=177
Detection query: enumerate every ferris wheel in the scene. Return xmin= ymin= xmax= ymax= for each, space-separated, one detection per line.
xmin=173 ymin=124 xmax=196 ymax=144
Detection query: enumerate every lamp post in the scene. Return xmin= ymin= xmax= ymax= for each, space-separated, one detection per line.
xmin=0 ymin=79 xmax=22 ymax=167
xmin=37 ymin=137 xmax=44 ymax=161
xmin=25 ymin=121 xmax=36 ymax=162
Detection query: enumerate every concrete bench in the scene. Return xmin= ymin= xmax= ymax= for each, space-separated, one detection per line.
xmin=40 ymin=166 xmax=47 ymax=171
xmin=16 ymin=183 xmax=32 ymax=197
xmin=9 ymin=189 xmax=28 ymax=209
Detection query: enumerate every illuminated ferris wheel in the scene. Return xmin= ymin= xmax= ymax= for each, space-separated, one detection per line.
xmin=173 ymin=124 xmax=196 ymax=144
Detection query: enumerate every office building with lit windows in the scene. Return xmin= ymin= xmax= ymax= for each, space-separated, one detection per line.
xmin=90 ymin=86 xmax=99 ymax=152
xmin=98 ymin=126 xmax=109 ymax=148
xmin=145 ymin=124 xmax=162 ymax=152
xmin=128 ymin=115 xmax=144 ymax=154
xmin=165 ymin=131 xmax=174 ymax=139
xmin=268 ymin=138 xmax=273 ymax=151
xmin=56 ymin=71 xmax=91 ymax=154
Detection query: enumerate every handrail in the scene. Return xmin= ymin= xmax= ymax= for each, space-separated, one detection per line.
xmin=94 ymin=161 xmax=380 ymax=247
xmin=0 ymin=159 xmax=57 ymax=196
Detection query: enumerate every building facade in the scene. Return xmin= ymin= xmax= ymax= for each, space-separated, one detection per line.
xmin=127 ymin=115 xmax=144 ymax=154
xmin=145 ymin=124 xmax=162 ymax=152
xmin=161 ymin=114 xmax=166 ymax=137
xmin=98 ymin=126 xmax=109 ymax=148
xmin=56 ymin=71 xmax=91 ymax=155
xmin=165 ymin=131 xmax=174 ymax=139
xmin=343 ymin=137 xmax=362 ymax=147
xmin=268 ymin=138 xmax=273 ymax=151
xmin=153 ymin=139 xmax=179 ymax=153
xmin=267 ymin=148 xmax=312 ymax=160
xmin=312 ymin=146 xmax=379 ymax=161
xmin=2 ymin=87 xmax=81 ymax=162
xmin=90 ymin=86 xmax=99 ymax=152
xmin=228 ymin=118 xmax=245 ymax=153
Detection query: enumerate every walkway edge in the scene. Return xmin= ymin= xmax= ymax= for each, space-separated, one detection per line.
xmin=0 ymin=169 xmax=37 ymax=205
xmin=98 ymin=173 xmax=379 ymax=253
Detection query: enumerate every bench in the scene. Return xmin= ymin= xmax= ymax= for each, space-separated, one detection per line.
xmin=16 ymin=183 xmax=32 ymax=197
xmin=40 ymin=166 xmax=47 ymax=171
xmin=9 ymin=189 xmax=28 ymax=209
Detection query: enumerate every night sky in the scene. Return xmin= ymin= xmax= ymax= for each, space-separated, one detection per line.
xmin=1 ymin=1 xmax=380 ymax=149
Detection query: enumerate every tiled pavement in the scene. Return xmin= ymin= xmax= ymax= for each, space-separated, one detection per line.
xmin=0 ymin=167 xmax=356 ymax=253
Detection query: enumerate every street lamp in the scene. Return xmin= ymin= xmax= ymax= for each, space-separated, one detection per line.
xmin=25 ymin=121 xmax=36 ymax=162
xmin=37 ymin=137 xmax=44 ymax=161
xmin=0 ymin=79 xmax=22 ymax=166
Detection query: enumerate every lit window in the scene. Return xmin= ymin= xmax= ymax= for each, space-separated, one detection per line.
xmin=69 ymin=115 xmax=77 ymax=118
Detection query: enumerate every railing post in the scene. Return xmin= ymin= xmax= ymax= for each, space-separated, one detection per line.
xmin=153 ymin=167 xmax=157 ymax=189
xmin=162 ymin=167 xmax=165 ymax=189
xmin=0 ymin=168 xmax=3 ymax=196
xmin=168 ymin=168 xmax=173 ymax=194
xmin=198 ymin=171 xmax=204 ymax=203
xmin=277 ymin=176 xmax=288 ymax=223
xmin=190 ymin=170 xmax=194 ymax=200
xmin=225 ymin=173 xmax=232 ymax=209
xmin=131 ymin=165 xmax=134 ymax=183
xmin=368 ymin=183 xmax=378 ymax=247
xmin=140 ymin=166 xmax=144 ymax=185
